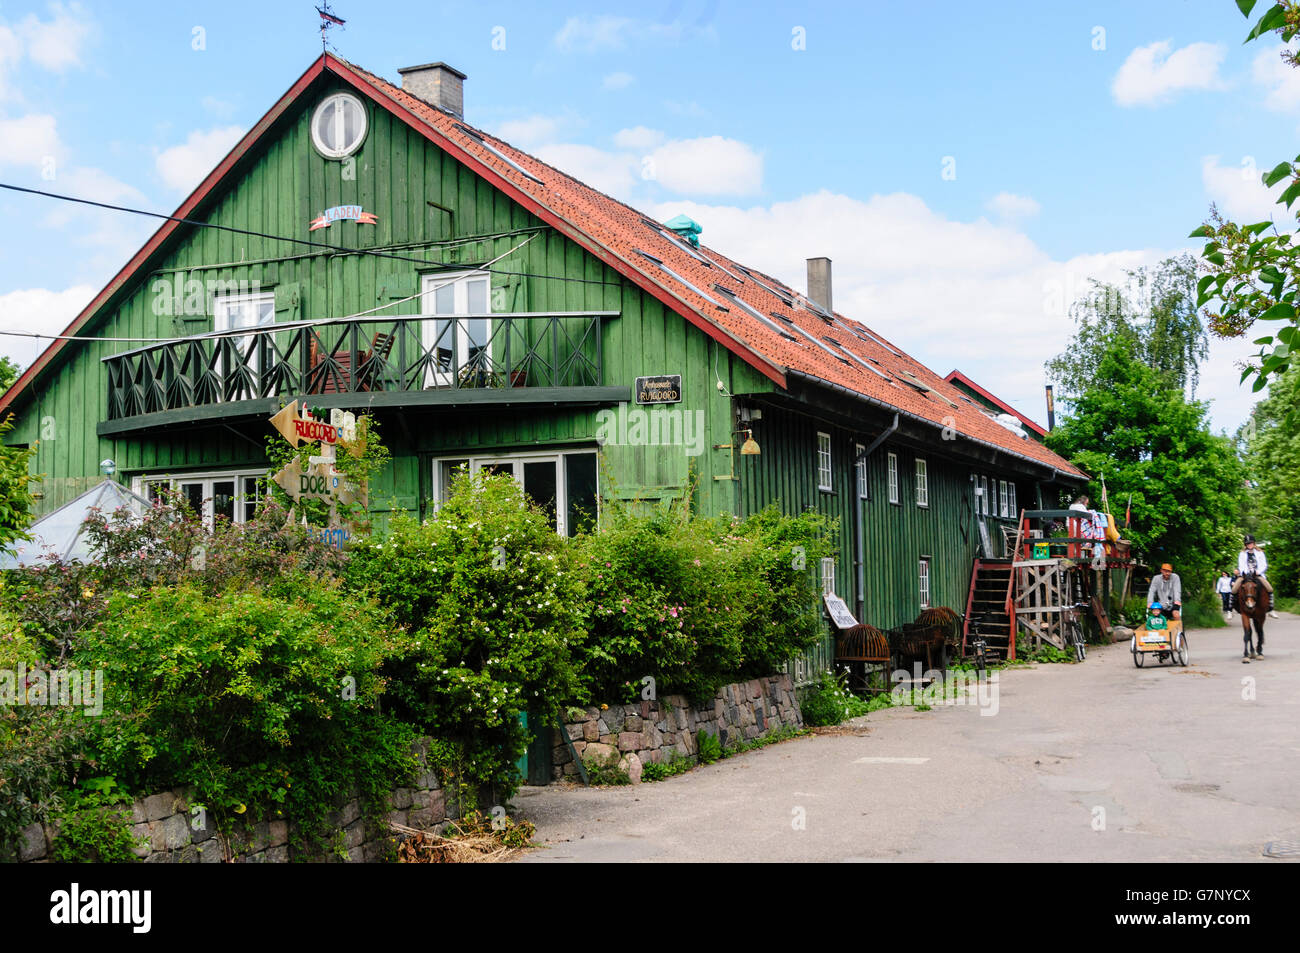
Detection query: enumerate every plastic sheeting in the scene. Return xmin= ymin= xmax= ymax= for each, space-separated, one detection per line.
xmin=0 ymin=479 xmax=154 ymax=568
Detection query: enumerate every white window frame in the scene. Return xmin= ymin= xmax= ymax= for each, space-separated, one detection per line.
xmin=213 ymin=290 xmax=275 ymax=397
xmin=311 ymin=92 xmax=368 ymax=159
xmin=431 ymin=449 xmax=598 ymax=536
xmin=132 ymin=468 xmax=267 ymax=530
xmin=915 ymin=458 xmax=929 ymax=508
xmin=1008 ymin=481 xmax=1018 ymax=519
xmin=816 ymin=432 xmax=833 ymax=492
xmin=421 ymin=271 xmax=493 ymax=388
xmin=855 ymin=444 xmax=868 ymax=499
xmin=999 ymin=480 xmax=1009 ymax=518
xmin=980 ymin=476 xmax=990 ymax=516
xmin=887 ymin=452 xmax=899 ymax=504
xmin=820 ymin=557 xmax=837 ymax=596
xmin=919 ymin=558 xmax=931 ymax=610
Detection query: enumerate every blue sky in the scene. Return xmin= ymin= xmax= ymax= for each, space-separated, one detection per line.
xmin=0 ymin=1 xmax=1293 ymax=431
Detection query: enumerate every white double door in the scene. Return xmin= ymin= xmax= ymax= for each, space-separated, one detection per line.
xmin=421 ymin=272 xmax=491 ymax=387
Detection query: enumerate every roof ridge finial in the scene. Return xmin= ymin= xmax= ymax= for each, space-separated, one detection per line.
xmin=316 ymin=2 xmax=346 ymax=55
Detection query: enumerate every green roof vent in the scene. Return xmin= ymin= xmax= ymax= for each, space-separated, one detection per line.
xmin=663 ymin=214 xmax=702 ymax=248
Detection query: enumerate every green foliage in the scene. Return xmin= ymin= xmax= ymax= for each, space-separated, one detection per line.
xmin=1046 ymin=255 xmax=1207 ymax=400
xmin=0 ymin=356 xmax=19 ymax=395
xmin=583 ymin=751 xmax=631 ymax=786
xmin=694 ymin=729 xmax=723 ymax=764
xmin=1189 ymin=3 xmax=1300 ymax=397
xmin=48 ymin=778 xmax=142 ymax=863
xmin=800 ymin=670 xmax=859 ymax=726
xmin=1045 ymin=339 xmax=1245 ymax=594
xmin=0 ymin=415 xmax=37 ymax=552
xmin=1241 ymin=364 xmax=1300 ymax=597
xmin=74 ymin=582 xmax=418 ymax=845
xmin=346 ymin=470 xmax=584 ymax=805
xmin=640 ymin=751 xmax=692 ymax=782
xmin=573 ymin=500 xmax=836 ymax=703
xmin=263 ymin=413 xmax=390 ymax=533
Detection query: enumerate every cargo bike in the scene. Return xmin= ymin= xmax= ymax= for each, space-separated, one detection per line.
xmin=1130 ymin=603 xmax=1188 ymax=667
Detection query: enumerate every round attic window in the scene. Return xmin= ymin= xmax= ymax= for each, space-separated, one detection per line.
xmin=311 ymin=92 xmax=367 ymax=159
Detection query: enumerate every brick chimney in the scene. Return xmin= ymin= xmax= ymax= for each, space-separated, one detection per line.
xmin=807 ymin=257 xmax=832 ymax=314
xmin=397 ymin=62 xmax=467 ymax=119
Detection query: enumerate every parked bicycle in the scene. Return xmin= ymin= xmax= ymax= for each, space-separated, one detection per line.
xmin=1061 ymin=601 xmax=1089 ymax=662
xmin=965 ymin=612 xmax=989 ymax=676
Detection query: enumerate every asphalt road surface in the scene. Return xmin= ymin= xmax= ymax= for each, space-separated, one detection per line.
xmin=514 ymin=612 xmax=1300 ymax=862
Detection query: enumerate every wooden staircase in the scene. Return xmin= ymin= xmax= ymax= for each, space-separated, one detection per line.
xmin=964 ymin=559 xmax=1015 ymax=661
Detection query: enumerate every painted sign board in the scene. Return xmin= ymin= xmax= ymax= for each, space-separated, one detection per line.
xmin=823 ymin=594 xmax=859 ymax=630
xmin=309 ymin=206 xmax=378 ymax=231
xmin=634 ymin=374 xmax=682 ymax=404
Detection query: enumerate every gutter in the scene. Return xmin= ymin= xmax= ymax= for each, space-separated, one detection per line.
xmin=853 ymin=414 xmax=898 ymax=620
xmin=786 ymin=369 xmax=1086 ymax=482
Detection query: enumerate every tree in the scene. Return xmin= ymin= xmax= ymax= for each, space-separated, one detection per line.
xmin=1240 ymin=364 xmax=1300 ymax=596
xmin=1192 ymin=2 xmax=1300 ymax=398
xmin=0 ymin=416 xmax=37 ymax=550
xmin=1045 ymin=340 xmax=1245 ymax=595
xmin=1046 ymin=255 xmax=1207 ymax=401
xmin=0 ymin=357 xmax=18 ymax=396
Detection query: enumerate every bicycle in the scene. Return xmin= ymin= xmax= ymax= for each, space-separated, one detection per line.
xmin=1061 ymin=601 xmax=1089 ymax=662
xmin=965 ymin=612 xmax=988 ymax=676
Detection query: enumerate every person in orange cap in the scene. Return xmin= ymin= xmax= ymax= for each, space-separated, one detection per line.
xmin=1146 ymin=562 xmax=1182 ymax=620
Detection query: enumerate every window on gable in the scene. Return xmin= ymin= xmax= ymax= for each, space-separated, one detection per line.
xmin=817 ymin=432 xmax=833 ymax=492
xmin=916 ymin=458 xmax=929 ymax=508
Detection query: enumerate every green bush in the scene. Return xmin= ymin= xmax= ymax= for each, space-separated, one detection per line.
xmin=583 ymin=751 xmax=631 ymax=786
xmin=572 ymin=502 xmax=835 ymax=703
xmin=74 ymin=581 xmax=418 ymax=846
xmin=48 ymin=779 xmax=141 ymax=863
xmin=695 ymin=729 xmax=722 ymax=764
xmin=346 ymin=471 xmax=585 ymax=806
xmin=800 ymin=670 xmax=858 ymax=726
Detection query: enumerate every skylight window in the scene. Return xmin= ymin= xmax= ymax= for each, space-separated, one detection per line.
xmin=715 ymin=286 xmax=803 ymax=341
xmin=456 ymin=125 xmax=543 ymax=184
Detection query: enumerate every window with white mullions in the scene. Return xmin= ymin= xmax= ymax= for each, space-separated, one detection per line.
xmin=856 ymin=444 xmax=868 ymax=499
xmin=980 ymin=475 xmax=990 ymax=516
xmin=311 ymin=92 xmax=368 ymax=159
xmin=919 ymin=558 xmax=931 ymax=610
xmin=999 ymin=480 xmax=1009 ymax=518
xmin=915 ymin=458 xmax=929 ymax=507
xmin=213 ymin=292 xmax=275 ymax=398
xmin=817 ymin=432 xmax=833 ymax=492
xmin=422 ymin=272 xmax=491 ymax=388
xmin=134 ymin=469 xmax=267 ymax=530
xmin=887 ymin=452 xmax=899 ymax=504
xmin=432 ymin=450 xmax=598 ymax=537
xmin=1008 ymin=482 xmax=1018 ymax=520
xmin=821 ymin=557 xmax=837 ymax=596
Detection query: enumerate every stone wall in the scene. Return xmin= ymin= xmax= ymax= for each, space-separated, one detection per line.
xmin=18 ymin=739 xmax=450 ymax=863
xmin=553 ymin=674 xmax=801 ymax=783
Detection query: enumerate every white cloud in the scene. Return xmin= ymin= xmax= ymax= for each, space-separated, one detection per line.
xmin=602 ymin=71 xmax=635 ymax=90
xmin=0 ymin=113 xmax=61 ymax=166
xmin=613 ymin=125 xmax=663 ymax=150
xmin=0 ymin=284 xmax=96 ymax=367
xmin=644 ymin=190 xmax=1253 ymax=430
xmin=38 ymin=165 xmax=151 ymax=279
xmin=155 ymin=125 xmax=244 ymax=192
xmin=533 ymin=143 xmax=640 ymax=197
xmin=1201 ymin=155 xmax=1285 ymax=223
xmin=1250 ymin=43 xmax=1300 ymax=111
xmin=1112 ymin=40 xmax=1225 ymax=107
xmin=554 ymin=16 xmax=635 ymax=53
xmin=647 ymin=136 xmax=762 ymax=196
xmin=201 ymin=95 xmax=237 ymax=119
xmin=18 ymin=2 xmax=92 ymax=72
xmin=0 ymin=25 xmax=20 ymax=99
xmin=986 ymin=191 xmax=1041 ymax=219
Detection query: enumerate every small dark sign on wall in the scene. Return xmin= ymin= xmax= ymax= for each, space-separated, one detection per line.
xmin=635 ymin=374 xmax=682 ymax=404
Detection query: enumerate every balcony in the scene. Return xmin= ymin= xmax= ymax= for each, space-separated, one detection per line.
xmin=99 ymin=311 xmax=624 ymax=435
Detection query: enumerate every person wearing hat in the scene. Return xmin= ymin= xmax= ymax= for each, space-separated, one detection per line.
xmin=1232 ymin=535 xmax=1279 ymax=619
xmin=1147 ymin=563 xmax=1182 ymax=620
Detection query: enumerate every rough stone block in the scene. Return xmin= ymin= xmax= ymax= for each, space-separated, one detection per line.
xmin=595 ymin=718 xmax=610 ymax=736
xmin=265 ymin=845 xmax=289 ymax=863
xmin=386 ymin=809 xmax=409 ymax=829
xmin=623 ymin=753 xmax=642 ymax=784
xmin=582 ymin=721 xmax=600 ymax=742
xmin=268 ymin=820 xmax=288 ymax=846
xmin=131 ymin=801 xmax=147 ymax=826
xmin=198 ymin=840 xmax=224 ymax=863
xmin=391 ymin=787 xmax=414 ymax=810
xmin=130 ymin=823 xmax=152 ymax=858
xmin=347 ymin=846 xmax=364 ymax=863
xmin=158 ymin=813 xmax=191 ymax=851
xmin=343 ymin=820 xmax=366 ymax=850
xmin=624 ymin=714 xmax=642 ymax=732
xmin=411 ymin=790 xmax=431 ymax=810
xmin=340 ymin=800 xmax=361 ymax=828
xmin=552 ymin=744 xmax=572 ymax=766
xmin=17 ymin=823 xmax=45 ymax=862
xmin=598 ymin=734 xmax=615 ymax=745
xmin=617 ymin=732 xmax=642 ymax=752
xmin=582 ymin=742 xmax=615 ymax=763
xmin=584 ymin=706 xmax=600 ymax=721
xmin=565 ymin=723 xmax=584 ymax=741
xmin=408 ymin=807 xmax=435 ymax=829
xmin=174 ymin=844 xmax=200 ymax=864
xmin=427 ymin=791 xmax=446 ymax=821
xmin=416 ymin=770 xmax=440 ymax=790
xmin=144 ymin=850 xmax=171 ymax=864
xmin=143 ymin=792 xmax=175 ymax=822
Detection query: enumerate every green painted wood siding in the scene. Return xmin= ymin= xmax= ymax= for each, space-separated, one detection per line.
xmin=7 ymin=73 xmax=773 ymax=519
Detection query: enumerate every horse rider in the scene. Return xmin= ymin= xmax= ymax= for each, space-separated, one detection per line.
xmin=1232 ymin=535 xmax=1280 ymax=619
xmin=1147 ymin=563 xmax=1182 ymax=620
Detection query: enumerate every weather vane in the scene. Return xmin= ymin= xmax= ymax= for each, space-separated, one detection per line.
xmin=316 ymin=2 xmax=345 ymax=53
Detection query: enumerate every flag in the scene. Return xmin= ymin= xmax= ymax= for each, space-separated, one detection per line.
xmin=317 ymin=6 xmax=345 ymax=26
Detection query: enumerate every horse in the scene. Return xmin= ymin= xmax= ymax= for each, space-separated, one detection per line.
xmin=1237 ymin=573 xmax=1269 ymax=662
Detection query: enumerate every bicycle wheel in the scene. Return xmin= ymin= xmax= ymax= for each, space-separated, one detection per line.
xmin=1174 ymin=633 xmax=1189 ymax=667
xmin=1132 ymin=646 xmax=1145 ymax=667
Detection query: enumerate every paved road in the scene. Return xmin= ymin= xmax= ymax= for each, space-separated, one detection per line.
xmin=514 ymin=613 xmax=1300 ymax=862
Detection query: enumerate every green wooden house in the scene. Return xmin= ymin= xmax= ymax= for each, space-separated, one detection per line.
xmin=0 ymin=54 xmax=1085 ymax=666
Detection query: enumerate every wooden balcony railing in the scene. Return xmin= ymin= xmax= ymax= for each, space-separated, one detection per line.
xmin=102 ymin=311 xmax=618 ymax=425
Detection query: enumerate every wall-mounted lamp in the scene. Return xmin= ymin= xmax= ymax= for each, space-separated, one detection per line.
xmin=713 ymin=429 xmax=760 ymax=481
xmin=99 ymin=459 xmax=117 ymax=476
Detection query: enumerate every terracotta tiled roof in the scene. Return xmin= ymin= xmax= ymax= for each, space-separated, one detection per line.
xmin=337 ymin=59 xmax=1083 ymax=478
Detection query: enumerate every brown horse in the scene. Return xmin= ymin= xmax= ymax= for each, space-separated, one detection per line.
xmin=1238 ymin=574 xmax=1269 ymax=662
